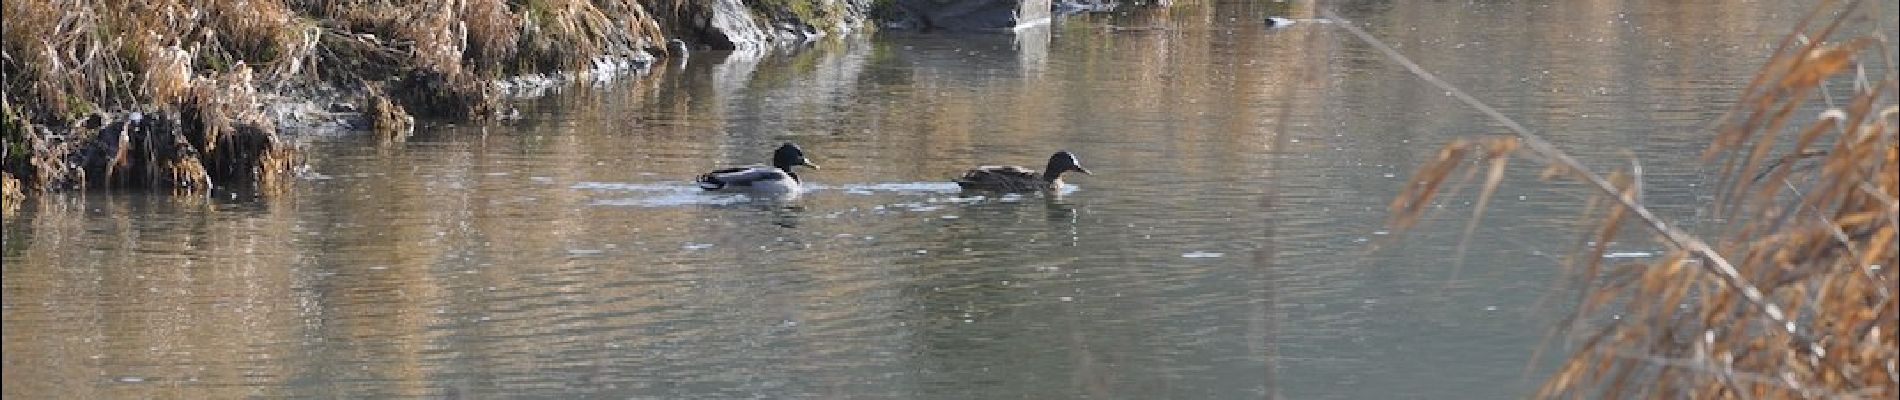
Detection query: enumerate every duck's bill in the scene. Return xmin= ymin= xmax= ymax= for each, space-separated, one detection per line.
xmin=801 ymin=160 xmax=821 ymax=169
xmin=1074 ymin=167 xmax=1092 ymax=175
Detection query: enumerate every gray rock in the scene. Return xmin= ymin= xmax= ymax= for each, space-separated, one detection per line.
xmin=1053 ymin=0 xmax=1116 ymax=14
xmin=664 ymin=0 xmax=871 ymax=51
xmin=666 ymin=39 xmax=691 ymax=57
xmin=687 ymin=0 xmax=773 ymax=52
xmin=896 ymin=0 xmax=1051 ymax=32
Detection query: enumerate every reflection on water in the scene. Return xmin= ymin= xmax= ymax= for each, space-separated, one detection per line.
xmin=4 ymin=0 xmax=1866 ymax=398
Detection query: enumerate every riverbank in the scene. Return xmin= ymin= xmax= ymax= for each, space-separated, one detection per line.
xmin=0 ymin=0 xmax=879 ymax=203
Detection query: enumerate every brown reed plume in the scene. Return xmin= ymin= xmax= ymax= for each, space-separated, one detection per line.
xmin=1331 ymin=1 xmax=1898 ymax=397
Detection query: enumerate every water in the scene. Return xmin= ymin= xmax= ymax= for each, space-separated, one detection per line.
xmin=4 ymin=1 xmax=1869 ymax=398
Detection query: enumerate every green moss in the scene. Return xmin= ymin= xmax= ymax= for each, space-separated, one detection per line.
xmin=2 ymin=99 xmax=29 ymax=171
xmin=63 ymin=95 xmax=95 ymax=119
xmin=868 ymin=0 xmax=902 ymax=22
xmin=522 ymin=0 xmax=557 ymax=27
xmin=249 ymin=35 xmax=284 ymax=64
xmin=118 ymin=35 xmax=149 ymax=70
xmin=200 ymin=49 xmax=232 ymax=74
xmin=749 ymin=0 xmax=847 ymax=33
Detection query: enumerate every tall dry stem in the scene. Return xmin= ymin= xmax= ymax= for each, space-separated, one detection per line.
xmin=1351 ymin=1 xmax=1899 ymax=397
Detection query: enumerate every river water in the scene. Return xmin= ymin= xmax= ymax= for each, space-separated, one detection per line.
xmin=3 ymin=0 xmax=1862 ymax=398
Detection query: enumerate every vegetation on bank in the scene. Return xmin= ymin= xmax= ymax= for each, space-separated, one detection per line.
xmin=0 ymin=0 xmax=874 ymax=199
xmin=1376 ymin=2 xmax=1896 ymax=397
xmin=751 ymin=0 xmax=866 ymax=33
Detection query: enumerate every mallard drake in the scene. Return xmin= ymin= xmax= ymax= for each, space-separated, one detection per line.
xmin=954 ymin=151 xmax=1091 ymax=191
xmin=696 ymin=143 xmax=820 ymax=192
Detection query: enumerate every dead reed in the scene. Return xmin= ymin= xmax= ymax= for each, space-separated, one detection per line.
xmin=1349 ymin=2 xmax=1898 ymax=398
xmin=0 ymin=0 xmax=676 ymax=192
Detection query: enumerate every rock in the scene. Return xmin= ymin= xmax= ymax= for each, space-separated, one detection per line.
xmin=200 ymin=120 xmax=298 ymax=189
xmin=80 ymin=110 xmax=212 ymax=190
xmin=1053 ymin=0 xmax=1116 ymax=15
xmin=81 ymin=112 xmax=107 ymax=130
xmin=685 ymin=0 xmax=774 ymax=52
xmin=896 ymin=0 xmax=1051 ymax=32
xmin=22 ymin=124 xmax=83 ymax=191
xmin=666 ymin=39 xmax=691 ymax=57
xmin=394 ymin=69 xmax=500 ymax=120
xmin=664 ymin=0 xmax=873 ymax=51
xmin=494 ymin=51 xmax=658 ymax=98
xmin=51 ymin=117 xmax=290 ymax=194
xmin=366 ymin=89 xmax=414 ymax=141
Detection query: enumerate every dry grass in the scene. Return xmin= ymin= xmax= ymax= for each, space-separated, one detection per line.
xmin=1 ymin=0 xmax=679 ymax=193
xmin=2 ymin=0 xmax=307 ymax=119
xmin=1 ymin=171 xmax=20 ymax=214
xmin=1 ymin=0 xmax=311 ymax=191
xmin=1353 ymin=2 xmax=1898 ymax=398
xmin=513 ymin=0 xmax=665 ymax=73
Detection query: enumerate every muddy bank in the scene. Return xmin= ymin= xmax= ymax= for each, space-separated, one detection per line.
xmin=1 ymin=0 xmax=877 ymax=196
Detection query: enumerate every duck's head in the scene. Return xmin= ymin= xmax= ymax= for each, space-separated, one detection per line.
xmin=1045 ymin=151 xmax=1091 ymax=179
xmin=773 ymin=143 xmax=820 ymax=171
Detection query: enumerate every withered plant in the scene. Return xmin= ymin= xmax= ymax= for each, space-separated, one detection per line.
xmin=1328 ymin=1 xmax=1898 ymax=397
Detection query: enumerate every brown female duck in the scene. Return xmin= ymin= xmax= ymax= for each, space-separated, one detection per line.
xmin=953 ymin=151 xmax=1091 ymax=192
